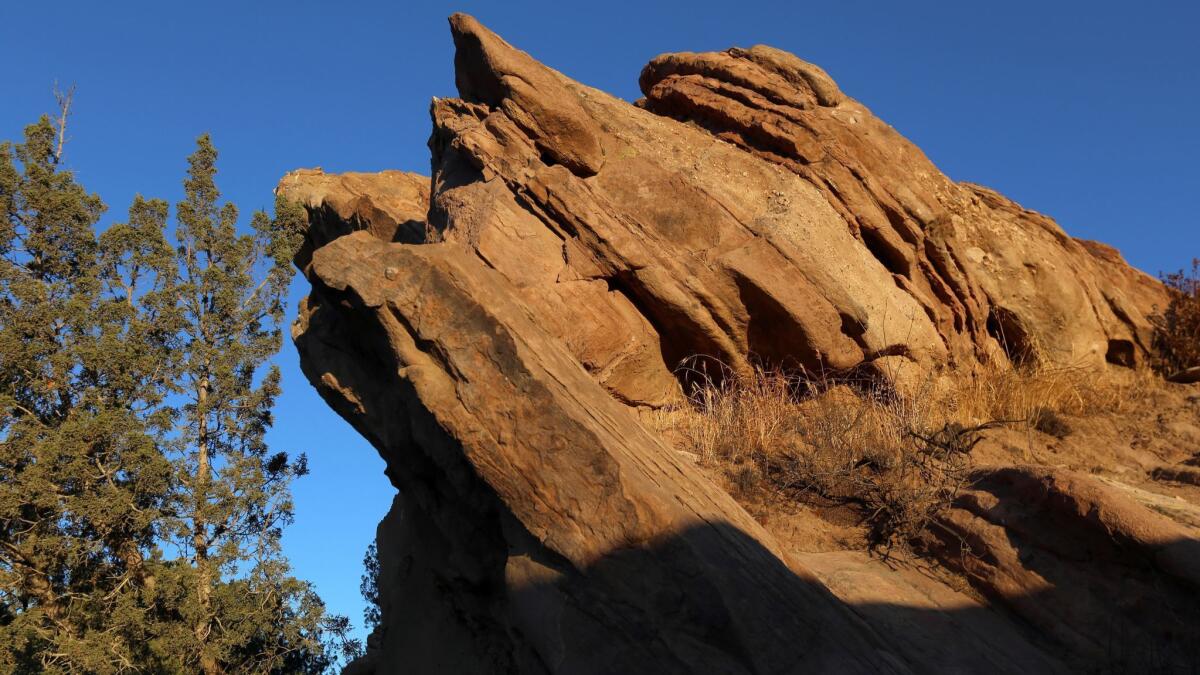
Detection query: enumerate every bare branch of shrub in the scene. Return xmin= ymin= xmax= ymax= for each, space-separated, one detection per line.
xmin=1152 ymin=258 xmax=1200 ymax=378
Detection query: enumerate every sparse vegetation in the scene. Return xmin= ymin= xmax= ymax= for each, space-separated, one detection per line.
xmin=1152 ymin=258 xmax=1200 ymax=377
xmin=650 ymin=358 xmax=1165 ymax=557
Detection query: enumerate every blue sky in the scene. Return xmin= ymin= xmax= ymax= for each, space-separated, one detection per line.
xmin=3 ymin=0 xmax=1197 ymax=643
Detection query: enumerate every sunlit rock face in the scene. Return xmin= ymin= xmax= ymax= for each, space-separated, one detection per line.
xmin=281 ymin=13 xmax=1197 ymax=675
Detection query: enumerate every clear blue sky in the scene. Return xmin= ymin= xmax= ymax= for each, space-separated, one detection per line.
xmin=3 ymin=0 xmax=1197 ymax=642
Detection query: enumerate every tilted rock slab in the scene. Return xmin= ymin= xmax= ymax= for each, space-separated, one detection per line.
xmin=294 ymin=231 xmax=903 ymax=672
xmin=424 ymin=15 xmax=1165 ymax=407
xmin=931 ymin=466 xmax=1200 ymax=669
xmin=280 ymin=13 xmax=1179 ymax=674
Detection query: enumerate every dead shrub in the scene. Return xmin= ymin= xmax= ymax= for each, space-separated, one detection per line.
xmin=651 ymin=367 xmax=979 ymax=557
xmin=650 ymin=357 xmax=1165 ymax=557
xmin=1152 ymin=258 xmax=1200 ymax=377
xmin=774 ymin=390 xmax=984 ymax=557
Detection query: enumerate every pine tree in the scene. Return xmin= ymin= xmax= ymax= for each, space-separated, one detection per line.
xmin=159 ymin=133 xmax=343 ymax=674
xmin=1 ymin=111 xmax=351 ymax=672
xmin=0 ymin=116 xmax=177 ymax=672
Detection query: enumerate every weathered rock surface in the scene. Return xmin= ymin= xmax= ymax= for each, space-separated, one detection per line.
xmin=637 ymin=49 xmax=1168 ymax=371
xmin=931 ymin=466 xmax=1200 ymax=669
xmin=280 ymin=13 xmax=1195 ymax=674
xmin=796 ymin=550 xmax=1069 ymax=673
xmin=296 ymin=231 xmax=903 ymax=672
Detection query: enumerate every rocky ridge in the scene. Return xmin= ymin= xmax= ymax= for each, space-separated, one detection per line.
xmin=280 ymin=14 xmax=1198 ymax=674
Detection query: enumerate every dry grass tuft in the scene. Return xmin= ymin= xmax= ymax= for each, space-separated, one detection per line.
xmin=942 ymin=360 xmax=1158 ymax=424
xmin=649 ymin=359 xmax=1166 ymax=556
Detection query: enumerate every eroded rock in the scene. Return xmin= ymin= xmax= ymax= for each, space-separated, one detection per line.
xmin=638 ymin=48 xmax=1167 ymax=370
xmin=294 ymin=231 xmax=903 ymax=673
xmin=279 ymin=13 xmax=1191 ymax=674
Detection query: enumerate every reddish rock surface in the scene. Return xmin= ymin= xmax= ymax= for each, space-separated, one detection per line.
xmin=637 ymin=47 xmax=1167 ymax=372
xmin=280 ymin=14 xmax=1198 ymax=674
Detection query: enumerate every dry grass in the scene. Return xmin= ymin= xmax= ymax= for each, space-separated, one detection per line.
xmin=940 ymin=359 xmax=1159 ymax=423
xmin=648 ymin=359 xmax=1164 ymax=556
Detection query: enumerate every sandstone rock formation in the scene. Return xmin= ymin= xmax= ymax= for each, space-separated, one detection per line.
xmin=280 ymin=14 xmax=1197 ymax=674
xmin=932 ymin=465 xmax=1200 ymax=667
xmin=637 ymin=48 xmax=1167 ymax=372
xmin=296 ymin=230 xmax=903 ymax=672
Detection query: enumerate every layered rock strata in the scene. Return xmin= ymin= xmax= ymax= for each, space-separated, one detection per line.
xmin=280 ymin=14 xmax=1194 ymax=674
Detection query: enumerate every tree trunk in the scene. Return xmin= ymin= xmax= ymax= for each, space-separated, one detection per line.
xmin=193 ymin=375 xmax=220 ymax=675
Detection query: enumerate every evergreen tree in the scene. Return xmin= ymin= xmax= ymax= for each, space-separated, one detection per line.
xmin=360 ymin=542 xmax=381 ymax=635
xmin=0 ymin=117 xmax=176 ymax=671
xmin=161 ymin=133 xmax=336 ymax=674
xmin=0 ymin=112 xmax=351 ymax=672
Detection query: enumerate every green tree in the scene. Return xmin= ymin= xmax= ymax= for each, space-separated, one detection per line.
xmin=360 ymin=542 xmax=381 ymax=636
xmin=0 ymin=111 xmax=350 ymax=672
xmin=161 ymin=133 xmax=336 ymax=674
xmin=0 ymin=116 xmax=177 ymax=672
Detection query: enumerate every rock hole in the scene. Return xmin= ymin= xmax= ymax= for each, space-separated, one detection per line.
xmin=986 ymin=306 xmax=1035 ymax=366
xmin=839 ymin=312 xmax=868 ymax=343
xmin=1105 ymin=339 xmax=1136 ymax=368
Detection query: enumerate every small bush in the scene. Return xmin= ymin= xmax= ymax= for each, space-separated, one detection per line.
xmin=1152 ymin=258 xmax=1200 ymax=376
xmin=778 ymin=397 xmax=983 ymax=557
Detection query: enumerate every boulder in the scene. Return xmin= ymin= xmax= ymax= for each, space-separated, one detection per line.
xmin=928 ymin=466 xmax=1200 ymax=669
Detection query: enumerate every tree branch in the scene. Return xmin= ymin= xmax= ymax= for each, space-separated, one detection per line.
xmin=52 ymin=81 xmax=76 ymax=164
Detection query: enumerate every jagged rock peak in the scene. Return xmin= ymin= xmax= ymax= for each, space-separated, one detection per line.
xmin=449 ymin=13 xmax=607 ymax=176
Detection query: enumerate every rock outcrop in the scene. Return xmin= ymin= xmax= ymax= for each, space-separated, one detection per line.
xmin=297 ymin=230 xmax=903 ymax=672
xmin=637 ymin=48 xmax=1167 ymax=371
xmin=280 ymin=14 xmax=1195 ymax=674
xmin=932 ymin=465 xmax=1200 ymax=668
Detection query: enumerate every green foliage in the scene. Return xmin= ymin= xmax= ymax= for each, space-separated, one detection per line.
xmin=0 ymin=116 xmax=346 ymax=672
xmin=0 ymin=115 xmax=173 ymax=673
xmin=1152 ymin=259 xmax=1200 ymax=375
xmin=360 ymin=542 xmax=381 ymax=635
